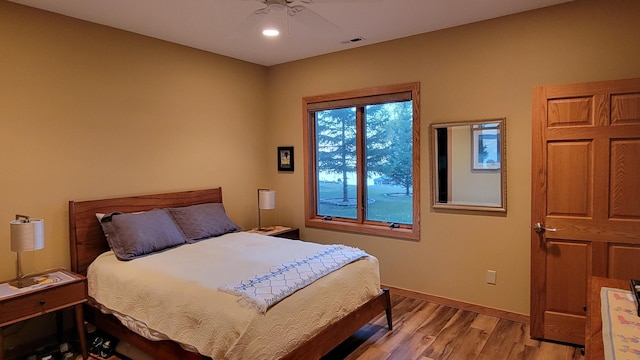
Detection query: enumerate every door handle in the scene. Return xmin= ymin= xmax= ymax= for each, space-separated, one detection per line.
xmin=533 ymin=222 xmax=557 ymax=233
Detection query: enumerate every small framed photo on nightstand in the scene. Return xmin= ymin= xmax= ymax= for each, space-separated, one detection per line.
xmin=278 ymin=146 xmax=294 ymax=172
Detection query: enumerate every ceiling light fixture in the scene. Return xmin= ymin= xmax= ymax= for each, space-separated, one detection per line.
xmin=262 ymin=28 xmax=280 ymax=37
xmin=265 ymin=0 xmax=286 ymax=12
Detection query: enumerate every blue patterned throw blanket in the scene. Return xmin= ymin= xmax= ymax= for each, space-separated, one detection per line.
xmin=221 ymin=245 xmax=368 ymax=313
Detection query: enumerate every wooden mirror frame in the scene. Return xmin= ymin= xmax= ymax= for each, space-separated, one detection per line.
xmin=430 ymin=118 xmax=506 ymax=213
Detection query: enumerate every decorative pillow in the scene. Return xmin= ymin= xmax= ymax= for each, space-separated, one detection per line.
xmin=99 ymin=209 xmax=186 ymax=261
xmin=168 ymin=203 xmax=241 ymax=243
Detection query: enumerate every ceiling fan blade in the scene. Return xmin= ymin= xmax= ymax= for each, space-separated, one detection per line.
xmin=288 ymin=5 xmax=341 ymax=33
xmin=238 ymin=8 xmax=270 ymax=30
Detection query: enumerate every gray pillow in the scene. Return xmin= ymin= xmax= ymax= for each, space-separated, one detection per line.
xmin=100 ymin=209 xmax=186 ymax=261
xmin=168 ymin=203 xmax=241 ymax=243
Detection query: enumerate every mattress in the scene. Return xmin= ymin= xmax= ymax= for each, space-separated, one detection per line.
xmin=87 ymin=231 xmax=381 ymax=359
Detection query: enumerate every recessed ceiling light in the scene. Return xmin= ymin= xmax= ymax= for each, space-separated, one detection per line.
xmin=262 ymin=29 xmax=280 ymax=37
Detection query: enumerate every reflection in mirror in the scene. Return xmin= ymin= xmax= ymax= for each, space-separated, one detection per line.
xmin=431 ymin=118 xmax=506 ymax=212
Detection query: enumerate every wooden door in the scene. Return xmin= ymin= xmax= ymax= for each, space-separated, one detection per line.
xmin=530 ymin=78 xmax=640 ymax=345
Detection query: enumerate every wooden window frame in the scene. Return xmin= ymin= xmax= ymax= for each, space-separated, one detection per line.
xmin=302 ymin=83 xmax=420 ymax=240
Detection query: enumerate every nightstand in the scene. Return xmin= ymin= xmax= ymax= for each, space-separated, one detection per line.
xmin=247 ymin=225 xmax=300 ymax=240
xmin=0 ymin=269 xmax=88 ymax=360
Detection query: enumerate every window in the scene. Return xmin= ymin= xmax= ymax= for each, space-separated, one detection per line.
xmin=303 ymin=83 xmax=420 ymax=240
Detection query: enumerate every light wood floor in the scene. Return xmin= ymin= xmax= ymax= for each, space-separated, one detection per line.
xmin=322 ymin=293 xmax=584 ymax=360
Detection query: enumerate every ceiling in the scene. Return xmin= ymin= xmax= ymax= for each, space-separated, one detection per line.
xmin=10 ymin=0 xmax=573 ymax=66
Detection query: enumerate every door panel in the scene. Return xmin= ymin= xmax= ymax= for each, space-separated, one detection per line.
xmin=548 ymin=97 xmax=593 ymax=126
xmin=531 ymin=78 xmax=640 ymax=345
xmin=545 ymin=241 xmax=587 ymax=314
xmin=547 ymin=141 xmax=592 ymax=217
xmin=609 ymin=245 xmax=640 ymax=279
xmin=544 ymin=312 xmax=585 ymax=346
xmin=611 ymin=93 xmax=640 ymax=124
xmin=610 ymin=139 xmax=640 ymax=218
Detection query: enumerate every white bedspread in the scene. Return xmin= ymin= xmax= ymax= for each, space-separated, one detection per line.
xmin=221 ymin=244 xmax=368 ymax=313
xmin=87 ymin=232 xmax=381 ymax=359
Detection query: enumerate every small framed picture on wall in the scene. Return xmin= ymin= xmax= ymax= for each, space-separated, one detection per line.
xmin=471 ymin=124 xmax=501 ymax=171
xmin=278 ymin=146 xmax=294 ymax=172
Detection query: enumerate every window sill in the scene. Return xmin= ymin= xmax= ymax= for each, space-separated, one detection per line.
xmin=305 ymin=218 xmax=419 ymax=241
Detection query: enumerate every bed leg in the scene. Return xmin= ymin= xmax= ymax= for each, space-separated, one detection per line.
xmin=383 ymin=288 xmax=393 ymax=330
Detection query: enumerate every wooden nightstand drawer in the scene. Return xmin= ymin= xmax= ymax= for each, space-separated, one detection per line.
xmin=0 ymin=273 xmax=86 ymax=327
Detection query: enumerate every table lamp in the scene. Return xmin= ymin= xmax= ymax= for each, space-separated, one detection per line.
xmin=9 ymin=214 xmax=45 ymax=288
xmin=257 ymin=189 xmax=276 ymax=231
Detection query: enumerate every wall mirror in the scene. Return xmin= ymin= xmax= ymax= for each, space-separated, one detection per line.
xmin=431 ymin=118 xmax=506 ymax=212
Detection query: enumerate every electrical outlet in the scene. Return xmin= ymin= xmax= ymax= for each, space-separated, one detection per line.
xmin=486 ymin=270 xmax=497 ymax=285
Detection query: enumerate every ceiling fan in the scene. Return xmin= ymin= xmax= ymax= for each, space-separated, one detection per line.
xmin=237 ymin=0 xmax=361 ymax=35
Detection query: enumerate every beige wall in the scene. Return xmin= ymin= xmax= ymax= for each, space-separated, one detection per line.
xmin=0 ymin=2 xmax=268 ymax=282
xmin=266 ymin=0 xmax=640 ymax=315
xmin=1 ymin=0 xmax=639 ymax=321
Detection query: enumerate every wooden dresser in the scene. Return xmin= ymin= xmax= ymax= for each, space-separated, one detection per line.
xmin=585 ymin=276 xmax=630 ymax=360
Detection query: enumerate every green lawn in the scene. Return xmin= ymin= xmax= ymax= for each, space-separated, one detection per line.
xmin=317 ymin=182 xmax=413 ymax=224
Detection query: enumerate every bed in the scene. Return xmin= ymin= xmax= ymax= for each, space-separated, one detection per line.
xmin=68 ymin=187 xmax=392 ymax=360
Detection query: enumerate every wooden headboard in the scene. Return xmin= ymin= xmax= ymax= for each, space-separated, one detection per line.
xmin=69 ymin=187 xmax=223 ymax=275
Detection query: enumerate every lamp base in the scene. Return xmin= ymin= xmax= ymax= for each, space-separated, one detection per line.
xmin=9 ymin=277 xmax=38 ymax=289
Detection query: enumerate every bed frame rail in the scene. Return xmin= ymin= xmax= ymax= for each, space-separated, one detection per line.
xmin=283 ymin=288 xmax=392 ymax=360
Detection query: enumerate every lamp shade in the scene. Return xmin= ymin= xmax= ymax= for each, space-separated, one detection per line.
xmin=258 ymin=189 xmax=276 ymax=210
xmin=10 ymin=218 xmax=45 ymax=252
